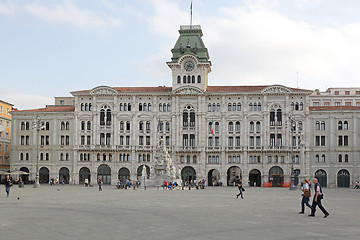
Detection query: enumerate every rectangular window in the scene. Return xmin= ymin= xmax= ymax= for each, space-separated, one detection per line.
xmin=146 ymin=136 xmax=150 ymax=145
xmin=256 ymin=136 xmax=261 ymax=146
xmin=183 ymin=134 xmax=188 ymax=146
xmin=249 ymin=136 xmax=254 ymax=146
xmin=61 ymin=136 xmax=65 ymax=145
xmin=345 ymin=102 xmax=352 ymax=106
xmin=335 ymin=102 xmax=341 ymax=106
xmin=268 ymin=156 xmax=272 ymax=163
xmin=139 ymin=136 xmax=143 ymax=145
xmin=321 ymin=136 xmax=325 ymax=146
xmin=208 ymin=137 xmax=213 ymax=147
xmin=126 ymin=136 xmax=130 ymax=145
xmin=228 ymin=137 xmax=233 ymax=146
xmin=165 ymin=136 xmax=170 ymax=146
xmin=315 ymin=136 xmax=320 ymax=146
xmin=228 ymin=156 xmax=231 ymax=163
xmin=66 ymin=136 xmax=69 ymax=145
xmin=335 ymin=91 xmax=339 ymax=95
xmin=189 ymin=134 xmax=195 ymax=146
xmin=313 ymin=102 xmax=320 ymax=106
xmin=281 ymin=156 xmax=284 ymax=163
xmin=344 ymin=135 xmax=348 ymax=146
xmin=120 ymin=136 xmax=124 ymax=145
xmin=215 ymin=137 xmax=219 ymax=146
xmin=345 ymin=91 xmax=350 ymax=95
xmin=324 ymin=102 xmax=330 ymax=106
xmin=235 ymin=137 xmax=240 ymax=146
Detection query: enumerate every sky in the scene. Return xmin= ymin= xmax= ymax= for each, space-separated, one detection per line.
xmin=1 ymin=0 xmax=360 ymax=110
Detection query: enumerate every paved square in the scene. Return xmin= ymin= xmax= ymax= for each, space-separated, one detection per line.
xmin=1 ymin=185 xmax=360 ymax=240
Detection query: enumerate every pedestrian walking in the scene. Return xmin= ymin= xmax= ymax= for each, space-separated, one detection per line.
xmin=236 ymin=177 xmax=244 ymax=199
xmin=4 ymin=175 xmax=12 ymax=197
xmin=299 ymin=179 xmax=312 ymax=214
xmin=98 ymin=178 xmax=102 ymax=191
xmin=309 ymin=178 xmax=329 ymax=218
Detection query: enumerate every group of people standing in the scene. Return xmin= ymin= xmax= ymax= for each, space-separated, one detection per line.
xmin=300 ymin=178 xmax=329 ymax=218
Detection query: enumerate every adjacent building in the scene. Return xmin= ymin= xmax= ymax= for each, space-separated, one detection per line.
xmin=10 ymin=25 xmax=360 ymax=187
xmin=0 ymin=100 xmax=13 ymax=176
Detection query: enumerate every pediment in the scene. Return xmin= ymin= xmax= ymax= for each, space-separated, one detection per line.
xmin=90 ymin=86 xmax=119 ymax=96
xmin=261 ymin=85 xmax=292 ymax=95
xmin=173 ymin=86 xmax=203 ymax=95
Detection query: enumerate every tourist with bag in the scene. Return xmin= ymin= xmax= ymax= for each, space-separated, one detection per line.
xmin=299 ymin=179 xmax=312 ymax=214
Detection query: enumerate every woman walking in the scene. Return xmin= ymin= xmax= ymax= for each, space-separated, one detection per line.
xmin=98 ymin=178 xmax=102 ymax=191
xmin=236 ymin=177 xmax=244 ymax=199
xmin=299 ymin=179 xmax=312 ymax=214
xmin=4 ymin=175 xmax=12 ymax=197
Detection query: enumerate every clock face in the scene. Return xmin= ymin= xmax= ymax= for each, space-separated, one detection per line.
xmin=184 ymin=60 xmax=195 ymax=72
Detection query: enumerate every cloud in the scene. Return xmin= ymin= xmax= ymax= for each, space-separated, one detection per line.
xmin=1 ymin=92 xmax=53 ymax=110
xmin=145 ymin=0 xmax=360 ymax=90
xmin=0 ymin=1 xmax=16 ymax=16
xmin=24 ymin=1 xmax=121 ymax=29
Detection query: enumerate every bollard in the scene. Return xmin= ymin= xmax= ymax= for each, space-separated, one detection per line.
xmin=144 ymin=186 xmax=146 ymax=190
xmin=182 ymin=186 xmax=184 ymax=190
xmin=133 ymin=185 xmax=136 ymax=190
xmin=189 ymin=186 xmax=191 ymax=190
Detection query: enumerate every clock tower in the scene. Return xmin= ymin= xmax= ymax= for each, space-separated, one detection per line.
xmin=167 ymin=25 xmax=211 ymax=92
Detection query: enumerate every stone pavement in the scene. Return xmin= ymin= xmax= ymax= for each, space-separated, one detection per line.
xmin=1 ymin=185 xmax=360 ymax=240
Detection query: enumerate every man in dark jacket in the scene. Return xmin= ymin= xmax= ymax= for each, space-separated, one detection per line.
xmin=309 ymin=178 xmax=329 ymax=218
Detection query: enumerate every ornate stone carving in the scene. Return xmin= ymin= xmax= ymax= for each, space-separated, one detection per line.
xmin=90 ymin=86 xmax=119 ymax=96
xmin=173 ymin=86 xmax=203 ymax=95
xmin=261 ymin=85 xmax=292 ymax=95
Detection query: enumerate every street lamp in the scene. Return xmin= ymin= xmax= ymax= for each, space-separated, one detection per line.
xmin=289 ymin=116 xmax=296 ymax=190
xmin=32 ymin=116 xmax=45 ymax=188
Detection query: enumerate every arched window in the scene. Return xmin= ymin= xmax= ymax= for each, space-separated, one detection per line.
xmin=249 ymin=121 xmax=254 ymax=132
xmin=321 ymin=154 xmax=326 ymax=162
xmin=345 ymin=154 xmax=349 ymax=162
xmin=167 ymin=104 xmax=171 ymax=112
xmin=344 ymin=121 xmax=348 ymax=130
xmin=315 ymin=154 xmax=319 ymax=162
xmin=143 ymin=103 xmax=147 ymax=111
xmin=256 ymin=121 xmax=261 ymax=132
xmin=233 ymin=103 xmax=236 ymax=111
xmin=192 ymin=75 xmax=195 ymax=83
xmin=217 ymin=103 xmax=220 ymax=112
xmin=106 ymin=109 xmax=111 ymax=125
xmin=21 ymin=122 xmax=25 ymax=130
xmin=295 ymin=102 xmax=299 ymax=111
xmin=87 ymin=121 xmax=91 ymax=130
xmin=298 ymin=121 xmax=303 ymax=131
xmin=165 ymin=122 xmax=170 ymax=132
xmin=148 ymin=103 xmax=152 ymax=111
xmin=120 ymin=121 xmax=124 ymax=130
xmin=128 ymin=103 xmax=131 ymax=111
xmin=321 ymin=121 xmax=325 ymax=130
xmin=235 ymin=121 xmax=240 ymax=132
xmin=177 ymin=75 xmax=181 ymax=84
xmin=270 ymin=110 xmax=275 ymax=126
xmin=138 ymin=154 xmax=142 ymax=162
xmin=215 ymin=122 xmax=219 ymax=132
xmin=300 ymin=102 xmax=303 ymax=111
xmin=228 ymin=122 xmax=234 ymax=132
xmin=139 ymin=121 xmax=143 ymax=131
xmin=197 ymin=75 xmax=201 ymax=83
xmin=249 ymin=103 xmax=253 ymax=111
xmin=291 ymin=102 xmax=294 ymax=111
xmin=66 ymin=121 xmax=70 ymax=130
xmin=338 ymin=121 xmax=343 ymax=130
xmin=100 ymin=109 xmax=105 ymax=125
xmin=183 ymin=76 xmax=186 ymax=83
xmin=338 ymin=154 xmax=342 ymax=162
xmin=236 ymin=103 xmax=241 ymax=111
xmin=81 ymin=103 xmax=84 ymax=111
xmin=159 ymin=103 xmax=162 ymax=112
xmin=146 ymin=121 xmax=150 ymax=131
xmin=315 ymin=121 xmax=320 ymax=130
xmin=228 ymin=103 xmax=232 ymax=111
xmin=124 ymin=103 xmax=127 ymax=111
xmin=45 ymin=122 xmax=50 ymax=130
xmin=103 ymin=153 xmax=106 ymax=161
xmin=139 ymin=103 xmax=142 ymax=111
xmin=183 ymin=110 xmax=188 ymax=127
xmin=187 ymin=76 xmax=191 ymax=83
xmin=193 ymin=155 xmax=197 ymax=164
xmin=79 ymin=153 xmax=83 ymax=161
xmin=189 ymin=110 xmax=195 ymax=127
xmin=81 ymin=121 xmax=85 ymax=130
xmin=208 ymin=122 xmax=213 ymax=133
xmin=120 ymin=103 xmax=123 ymax=111
xmin=85 ymin=103 xmax=88 ymax=111
xmin=276 ymin=109 xmax=282 ymax=125
xmin=89 ymin=103 xmax=92 ymax=111
xmin=61 ymin=121 xmax=65 ymax=130
xmin=126 ymin=121 xmax=130 ymax=130
xmin=212 ymin=103 xmax=216 ymax=112
xmin=26 ymin=122 xmax=30 ymax=130
xmin=97 ymin=153 xmax=100 ymax=161
xmin=163 ymin=104 xmax=166 ymax=112
xmin=253 ymin=103 xmax=257 ymax=111
xmin=147 ymin=154 xmax=151 ymax=162
xmin=258 ymin=103 xmax=261 ymax=111
xmin=67 ymin=153 xmax=69 ymax=161
xmin=20 ymin=152 xmax=23 ymax=160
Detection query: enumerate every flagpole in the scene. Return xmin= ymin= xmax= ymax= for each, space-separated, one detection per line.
xmin=190 ymin=0 xmax=193 ymax=26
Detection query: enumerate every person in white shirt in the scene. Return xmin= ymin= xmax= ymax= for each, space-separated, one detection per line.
xmin=299 ymin=179 xmax=312 ymax=214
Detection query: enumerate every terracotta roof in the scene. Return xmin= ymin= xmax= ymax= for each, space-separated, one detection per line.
xmin=310 ymin=106 xmax=360 ymax=111
xmin=13 ymin=106 xmax=75 ymax=113
xmin=206 ymin=86 xmax=312 ymax=92
xmin=72 ymin=87 xmax=173 ymax=94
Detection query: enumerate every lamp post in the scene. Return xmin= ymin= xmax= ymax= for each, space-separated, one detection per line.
xmin=32 ymin=116 xmax=45 ymax=188
xmin=289 ymin=116 xmax=296 ymax=190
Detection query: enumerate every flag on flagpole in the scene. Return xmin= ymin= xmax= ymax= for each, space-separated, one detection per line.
xmin=211 ymin=119 xmax=214 ymax=135
xmin=157 ymin=119 xmax=161 ymax=133
xmin=190 ymin=0 xmax=193 ymax=26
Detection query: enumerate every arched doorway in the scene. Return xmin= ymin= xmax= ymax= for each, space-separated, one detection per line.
xmin=249 ymin=169 xmax=261 ymax=187
xmin=79 ymin=167 xmax=91 ymax=184
xmin=97 ymin=164 xmax=111 ymax=184
xmin=269 ymin=166 xmax=284 ymax=187
xmin=227 ymin=166 xmax=241 ymax=186
xmin=39 ymin=167 xmax=49 ymax=183
xmin=315 ymin=169 xmax=327 ymax=187
xmin=137 ymin=165 xmax=150 ymax=179
xmin=337 ymin=169 xmax=350 ymax=188
xmin=59 ymin=167 xmax=70 ymax=184
xmin=294 ymin=169 xmax=300 ymax=186
xmin=208 ymin=169 xmax=220 ymax=186
xmin=19 ymin=167 xmax=29 ymax=183
xmin=181 ymin=166 xmax=196 ymax=182
xmin=118 ymin=167 xmax=130 ymax=182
